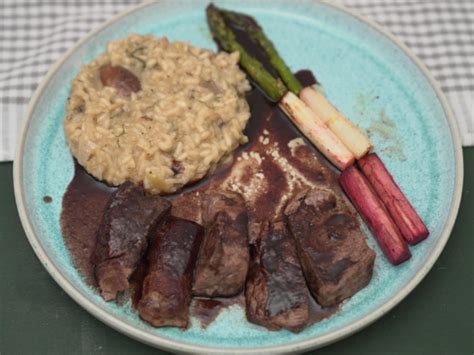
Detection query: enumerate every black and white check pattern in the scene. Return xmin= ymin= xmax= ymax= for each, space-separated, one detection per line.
xmin=0 ymin=0 xmax=472 ymax=161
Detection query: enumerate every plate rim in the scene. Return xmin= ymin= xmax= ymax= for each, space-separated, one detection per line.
xmin=13 ymin=0 xmax=464 ymax=353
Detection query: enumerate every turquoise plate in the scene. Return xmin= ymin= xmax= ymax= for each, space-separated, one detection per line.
xmin=14 ymin=0 xmax=463 ymax=353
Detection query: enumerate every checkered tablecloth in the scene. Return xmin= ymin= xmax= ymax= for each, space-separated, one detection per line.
xmin=1 ymin=0 xmax=472 ymax=161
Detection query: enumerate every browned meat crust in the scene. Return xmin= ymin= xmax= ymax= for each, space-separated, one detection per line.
xmin=245 ymin=221 xmax=309 ymax=332
xmin=193 ymin=191 xmax=250 ymax=297
xmin=138 ymin=217 xmax=204 ymax=328
xmin=285 ymin=188 xmax=375 ymax=307
xmin=92 ymin=182 xmax=171 ymax=301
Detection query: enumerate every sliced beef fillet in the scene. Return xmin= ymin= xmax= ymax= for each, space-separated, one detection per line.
xmin=92 ymin=182 xmax=170 ymax=301
xmin=138 ymin=217 xmax=204 ymax=328
xmin=193 ymin=191 xmax=249 ymax=297
xmin=245 ymin=221 xmax=309 ymax=332
xmin=285 ymin=188 xmax=376 ymax=307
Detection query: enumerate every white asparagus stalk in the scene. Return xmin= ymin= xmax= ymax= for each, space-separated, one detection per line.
xmin=279 ymin=92 xmax=355 ymax=170
xmin=299 ymin=86 xmax=372 ymax=159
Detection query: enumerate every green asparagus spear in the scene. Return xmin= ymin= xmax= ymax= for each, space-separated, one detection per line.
xmin=219 ymin=8 xmax=303 ymax=95
xmin=206 ymin=4 xmax=287 ymax=102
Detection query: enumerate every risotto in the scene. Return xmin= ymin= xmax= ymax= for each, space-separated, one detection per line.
xmin=64 ymin=34 xmax=251 ymax=193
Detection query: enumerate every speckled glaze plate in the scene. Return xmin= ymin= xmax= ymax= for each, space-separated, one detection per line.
xmin=14 ymin=0 xmax=463 ymax=353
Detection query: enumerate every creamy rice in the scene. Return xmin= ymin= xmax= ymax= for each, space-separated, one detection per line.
xmin=64 ymin=34 xmax=251 ymax=193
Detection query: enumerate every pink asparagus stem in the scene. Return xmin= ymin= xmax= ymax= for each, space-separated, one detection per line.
xmin=358 ymin=153 xmax=429 ymax=245
xmin=339 ymin=166 xmax=411 ymax=265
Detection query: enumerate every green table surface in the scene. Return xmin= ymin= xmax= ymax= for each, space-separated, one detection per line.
xmin=1 ymin=149 xmax=472 ymax=355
